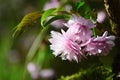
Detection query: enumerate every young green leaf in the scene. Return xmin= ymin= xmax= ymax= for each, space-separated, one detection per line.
xmin=12 ymin=11 xmax=42 ymax=38
xmin=44 ymin=14 xmax=70 ymax=27
xmin=41 ymin=8 xmax=56 ymax=27
xmin=74 ymin=0 xmax=97 ymax=21
xmin=76 ymin=0 xmax=85 ymax=11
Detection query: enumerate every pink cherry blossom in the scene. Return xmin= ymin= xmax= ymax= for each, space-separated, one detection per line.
xmin=49 ymin=14 xmax=116 ymax=62
xmin=82 ymin=31 xmax=115 ymax=56
xmin=64 ymin=14 xmax=95 ymax=28
xmin=97 ymin=10 xmax=107 ymax=23
xmin=64 ymin=14 xmax=95 ymax=42
xmin=49 ymin=30 xmax=85 ymax=62
xmin=51 ymin=19 xmax=67 ymax=28
xmin=43 ymin=0 xmax=60 ymax=10
xmin=43 ymin=0 xmax=67 ymax=28
xmin=65 ymin=23 xmax=93 ymax=42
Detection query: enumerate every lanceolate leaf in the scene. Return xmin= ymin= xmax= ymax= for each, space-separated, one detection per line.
xmin=41 ymin=8 xmax=56 ymax=27
xmin=44 ymin=14 xmax=70 ymax=27
xmin=12 ymin=11 xmax=42 ymax=38
xmin=76 ymin=0 xmax=85 ymax=11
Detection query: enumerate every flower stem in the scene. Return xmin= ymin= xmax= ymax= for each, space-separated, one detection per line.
xmin=23 ymin=26 xmax=49 ymax=80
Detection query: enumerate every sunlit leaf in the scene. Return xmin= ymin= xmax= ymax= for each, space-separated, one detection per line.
xmin=41 ymin=8 xmax=56 ymax=27
xmin=12 ymin=11 xmax=42 ymax=38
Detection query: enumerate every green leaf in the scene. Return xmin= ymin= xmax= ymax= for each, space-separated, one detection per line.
xmin=41 ymin=8 xmax=57 ymax=27
xmin=44 ymin=14 xmax=70 ymax=27
xmin=76 ymin=0 xmax=85 ymax=11
xmin=74 ymin=0 xmax=97 ymax=21
xmin=12 ymin=11 xmax=42 ymax=38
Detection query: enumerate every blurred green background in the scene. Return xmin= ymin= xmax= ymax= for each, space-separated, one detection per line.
xmin=0 ymin=0 xmax=106 ymax=80
xmin=0 ymin=0 xmax=47 ymax=79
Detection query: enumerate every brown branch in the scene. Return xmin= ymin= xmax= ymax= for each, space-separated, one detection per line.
xmin=104 ymin=0 xmax=120 ymax=37
xmin=104 ymin=0 xmax=120 ymax=79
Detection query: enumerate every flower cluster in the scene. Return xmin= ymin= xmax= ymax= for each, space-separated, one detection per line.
xmin=49 ymin=14 xmax=115 ymax=62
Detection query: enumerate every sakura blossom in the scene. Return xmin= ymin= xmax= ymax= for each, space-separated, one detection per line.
xmin=64 ymin=14 xmax=95 ymax=28
xmin=49 ymin=30 xmax=85 ymax=62
xmin=51 ymin=19 xmax=67 ymax=28
xmin=64 ymin=14 xmax=95 ymax=42
xmin=97 ymin=10 xmax=107 ymax=23
xmin=49 ymin=14 xmax=116 ymax=62
xmin=82 ymin=31 xmax=115 ymax=56
xmin=27 ymin=62 xmax=39 ymax=79
xmin=43 ymin=0 xmax=60 ymax=10
xmin=43 ymin=0 xmax=67 ymax=28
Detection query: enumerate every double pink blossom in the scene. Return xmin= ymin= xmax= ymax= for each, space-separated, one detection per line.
xmin=49 ymin=30 xmax=85 ymax=62
xmin=49 ymin=14 xmax=115 ymax=62
xmin=82 ymin=31 xmax=115 ymax=56
xmin=64 ymin=14 xmax=95 ymax=42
